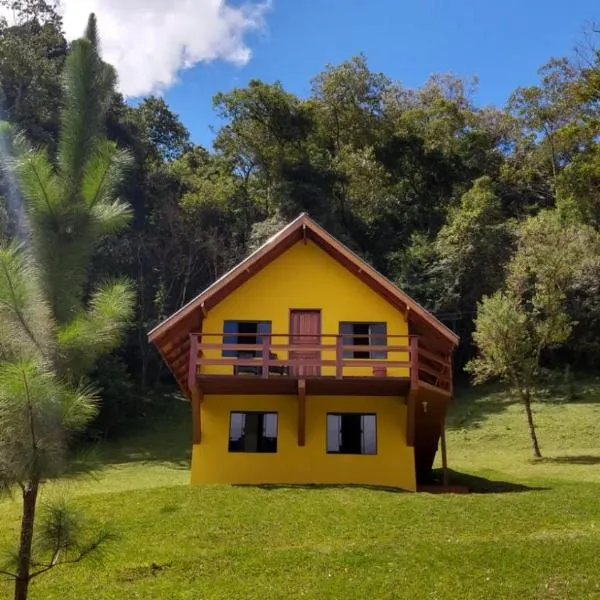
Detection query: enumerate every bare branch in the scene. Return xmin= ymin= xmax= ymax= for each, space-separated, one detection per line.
xmin=0 ymin=568 xmax=17 ymax=579
xmin=29 ymin=532 xmax=114 ymax=580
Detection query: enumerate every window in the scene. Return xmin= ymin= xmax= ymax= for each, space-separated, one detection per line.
xmin=223 ymin=320 xmax=271 ymax=357
xmin=228 ymin=412 xmax=278 ymax=453
xmin=326 ymin=414 xmax=377 ymax=455
xmin=339 ymin=322 xmax=387 ymax=359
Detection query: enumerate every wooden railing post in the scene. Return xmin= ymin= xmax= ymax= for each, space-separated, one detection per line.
xmin=410 ymin=336 xmax=419 ymax=390
xmin=335 ymin=336 xmax=343 ymax=379
xmin=188 ymin=333 xmax=199 ymax=390
xmin=261 ymin=335 xmax=269 ymax=379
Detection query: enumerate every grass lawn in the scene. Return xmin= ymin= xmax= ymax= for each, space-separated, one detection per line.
xmin=1 ymin=382 xmax=600 ymax=599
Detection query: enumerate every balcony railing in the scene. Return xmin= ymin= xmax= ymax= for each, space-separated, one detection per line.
xmin=188 ymin=333 xmax=452 ymax=393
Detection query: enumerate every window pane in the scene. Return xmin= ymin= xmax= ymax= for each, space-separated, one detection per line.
xmin=361 ymin=415 xmax=377 ymax=454
xmin=261 ymin=413 xmax=278 ymax=452
xmin=238 ymin=322 xmax=259 ymax=354
xmin=339 ymin=322 xmax=354 ymax=359
xmin=228 ymin=412 xmax=245 ymax=451
xmin=263 ymin=413 xmax=278 ymax=438
xmin=243 ymin=413 xmax=261 ymax=451
xmin=353 ymin=323 xmax=371 ymax=359
xmin=326 ymin=414 xmax=341 ymax=452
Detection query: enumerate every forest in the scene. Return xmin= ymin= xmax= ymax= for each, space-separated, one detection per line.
xmin=1 ymin=1 xmax=600 ymax=439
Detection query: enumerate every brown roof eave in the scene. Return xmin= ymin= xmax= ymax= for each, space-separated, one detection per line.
xmin=148 ymin=213 xmax=460 ymax=348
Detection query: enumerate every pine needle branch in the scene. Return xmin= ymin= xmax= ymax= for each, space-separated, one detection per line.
xmin=28 ymin=531 xmax=114 ymax=580
xmin=21 ymin=151 xmax=57 ymax=221
xmin=0 ymin=257 xmax=46 ymax=358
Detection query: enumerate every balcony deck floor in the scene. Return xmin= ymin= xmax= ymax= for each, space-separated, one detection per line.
xmin=196 ymin=374 xmax=412 ymax=396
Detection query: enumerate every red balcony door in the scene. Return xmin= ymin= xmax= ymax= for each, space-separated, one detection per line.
xmin=289 ymin=310 xmax=321 ymax=377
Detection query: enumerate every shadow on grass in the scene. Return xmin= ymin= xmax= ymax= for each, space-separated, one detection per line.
xmin=447 ymin=383 xmax=515 ymax=431
xmin=538 ymin=455 xmax=600 ymax=465
xmin=429 ymin=469 xmax=550 ymax=494
xmin=236 ymin=470 xmax=550 ymax=495
xmin=235 ymin=483 xmax=407 ymax=494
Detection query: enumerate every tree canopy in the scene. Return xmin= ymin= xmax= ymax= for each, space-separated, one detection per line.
xmin=0 ymin=7 xmax=599 ymax=435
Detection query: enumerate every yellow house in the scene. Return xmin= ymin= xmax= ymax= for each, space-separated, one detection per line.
xmin=149 ymin=214 xmax=458 ymax=491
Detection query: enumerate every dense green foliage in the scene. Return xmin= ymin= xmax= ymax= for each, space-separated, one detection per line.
xmin=1 ymin=382 xmax=599 ymax=599
xmin=1 ymin=8 xmax=600 ymax=433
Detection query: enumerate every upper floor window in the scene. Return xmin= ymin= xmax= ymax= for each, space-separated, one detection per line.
xmin=223 ymin=320 xmax=271 ymax=357
xmin=326 ymin=413 xmax=377 ymax=455
xmin=228 ymin=412 xmax=278 ymax=453
xmin=339 ymin=322 xmax=387 ymax=359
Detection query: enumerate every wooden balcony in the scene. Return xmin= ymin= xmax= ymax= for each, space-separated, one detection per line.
xmin=187 ymin=333 xmax=452 ymax=397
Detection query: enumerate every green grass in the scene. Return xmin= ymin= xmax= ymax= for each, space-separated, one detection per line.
xmin=1 ymin=382 xmax=600 ymax=599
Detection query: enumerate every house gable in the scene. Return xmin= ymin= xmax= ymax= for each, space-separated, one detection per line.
xmin=203 ymin=239 xmax=408 ymax=335
xmin=149 ymin=213 xmax=458 ymax=394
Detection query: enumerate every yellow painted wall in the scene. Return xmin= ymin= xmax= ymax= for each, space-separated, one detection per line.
xmin=201 ymin=240 xmax=410 ymax=378
xmin=191 ymin=394 xmax=416 ymax=491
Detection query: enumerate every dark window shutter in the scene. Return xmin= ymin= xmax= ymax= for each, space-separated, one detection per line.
xmin=339 ymin=322 xmax=354 ymax=359
xmin=257 ymin=321 xmax=272 ymax=358
xmin=370 ymin=323 xmax=387 ymax=359
xmin=222 ymin=320 xmax=238 ymax=357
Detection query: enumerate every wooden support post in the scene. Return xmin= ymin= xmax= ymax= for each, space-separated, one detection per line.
xmin=298 ymin=379 xmax=306 ymax=446
xmin=410 ymin=336 xmax=419 ymax=389
xmin=441 ymin=411 xmax=449 ymax=487
xmin=191 ymin=384 xmax=203 ymax=444
xmin=261 ymin=335 xmax=269 ymax=379
xmin=406 ymin=337 xmax=420 ymax=448
xmin=188 ymin=333 xmax=199 ymax=390
xmin=335 ymin=336 xmax=343 ymax=380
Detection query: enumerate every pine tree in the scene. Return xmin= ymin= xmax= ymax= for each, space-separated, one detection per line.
xmin=0 ymin=14 xmax=134 ymax=600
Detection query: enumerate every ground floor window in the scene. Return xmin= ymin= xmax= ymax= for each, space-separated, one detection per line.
xmin=326 ymin=413 xmax=377 ymax=454
xmin=228 ymin=412 xmax=278 ymax=453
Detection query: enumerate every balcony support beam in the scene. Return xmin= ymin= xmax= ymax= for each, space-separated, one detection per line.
xmin=298 ymin=378 xmax=306 ymax=446
xmin=406 ymin=389 xmax=417 ymax=447
xmin=440 ymin=409 xmax=449 ymax=487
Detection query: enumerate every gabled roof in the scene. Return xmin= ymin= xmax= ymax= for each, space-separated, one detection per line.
xmin=151 ymin=213 xmax=456 ymax=337
xmin=149 ymin=214 xmax=458 ymax=392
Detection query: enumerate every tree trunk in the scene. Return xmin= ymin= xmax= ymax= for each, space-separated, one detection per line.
xmin=523 ymin=394 xmax=542 ymax=458
xmin=14 ymin=480 xmax=39 ymax=600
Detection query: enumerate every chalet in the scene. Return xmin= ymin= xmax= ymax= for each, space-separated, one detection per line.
xmin=148 ymin=214 xmax=458 ymax=491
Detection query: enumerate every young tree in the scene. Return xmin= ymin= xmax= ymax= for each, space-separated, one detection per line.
xmin=468 ymin=290 xmax=545 ymax=457
xmin=468 ymin=210 xmax=600 ymax=458
xmin=0 ymin=14 xmax=134 ymax=600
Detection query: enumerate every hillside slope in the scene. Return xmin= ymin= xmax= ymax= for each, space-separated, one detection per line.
xmin=1 ymin=383 xmax=599 ymax=599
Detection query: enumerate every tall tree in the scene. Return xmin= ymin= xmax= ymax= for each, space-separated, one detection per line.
xmin=0 ymin=0 xmax=66 ymax=146
xmin=0 ymin=14 xmax=133 ymax=600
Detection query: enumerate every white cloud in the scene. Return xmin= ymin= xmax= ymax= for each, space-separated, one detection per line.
xmin=2 ymin=0 xmax=269 ymax=97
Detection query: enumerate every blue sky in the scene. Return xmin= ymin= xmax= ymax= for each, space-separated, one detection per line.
xmin=163 ymin=0 xmax=598 ymax=148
